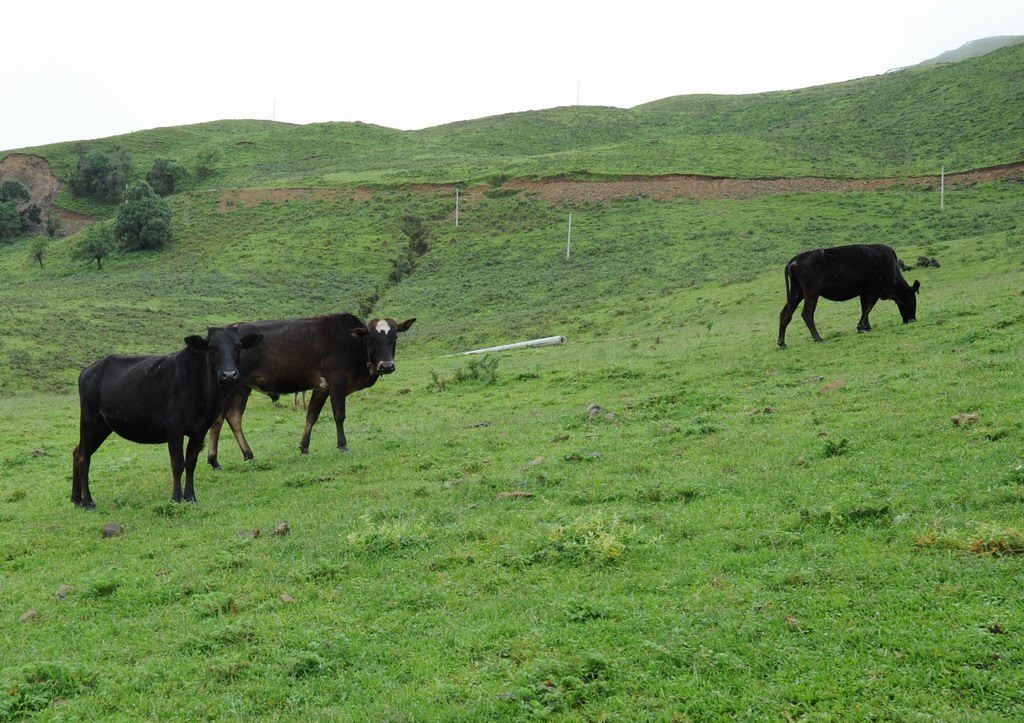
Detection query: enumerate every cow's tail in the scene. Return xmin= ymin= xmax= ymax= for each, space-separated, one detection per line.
xmin=784 ymin=260 xmax=793 ymax=307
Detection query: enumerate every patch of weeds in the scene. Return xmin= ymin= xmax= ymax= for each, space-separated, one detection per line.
xmin=428 ymin=552 xmax=476 ymax=571
xmin=152 ymin=501 xmax=189 ymax=517
xmin=800 ymin=503 xmax=890 ymax=529
xmin=523 ymin=514 xmax=644 ymax=566
xmin=508 ymin=653 xmax=612 ymax=715
xmin=427 ymin=355 xmax=500 ymax=392
xmin=192 ymin=592 xmax=237 ymax=618
xmin=83 ymin=577 xmax=121 ymax=599
xmin=206 ymin=654 xmax=250 ymax=682
xmin=182 ymin=623 xmax=257 ymax=654
xmin=822 ymin=437 xmax=851 ymax=458
xmin=564 ymin=599 xmax=614 ymax=623
xmin=636 ymin=484 xmax=698 ymax=504
xmin=296 ymin=558 xmax=350 ymax=583
xmin=345 ymin=518 xmax=429 ymax=555
xmin=4 ymin=489 xmax=26 ymax=504
xmin=915 ymin=524 xmax=1024 ymax=556
xmin=0 ymin=662 xmax=94 ymax=719
xmin=683 ymin=416 xmax=717 ymax=437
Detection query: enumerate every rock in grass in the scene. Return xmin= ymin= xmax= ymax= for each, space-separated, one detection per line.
xmin=279 ymin=594 xmax=295 ymax=604
xmin=523 ymin=457 xmax=544 ymax=470
xmin=19 ymin=610 xmax=40 ymax=623
xmin=56 ymin=584 xmax=73 ymax=600
xmin=496 ymin=491 xmax=534 ymax=500
xmin=952 ymin=412 xmax=980 ymax=426
xmin=102 ymin=523 xmax=123 ymax=538
xmin=272 ymin=522 xmax=290 ymax=537
xmin=237 ymin=529 xmax=260 ymax=539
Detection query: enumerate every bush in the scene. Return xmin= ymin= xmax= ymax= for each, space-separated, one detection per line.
xmin=68 ymin=147 xmax=134 ymax=202
xmin=115 ymin=181 xmax=172 ymax=251
xmin=29 ymin=236 xmax=49 ymax=268
xmin=146 ymin=158 xmax=189 ymax=196
xmin=0 ymin=179 xmax=29 ymax=202
xmin=73 ymin=221 xmax=117 ymax=269
xmin=0 ymin=200 xmax=19 ymax=239
xmin=43 ymin=211 xmax=65 ymax=239
xmin=192 ymin=149 xmax=220 ymax=181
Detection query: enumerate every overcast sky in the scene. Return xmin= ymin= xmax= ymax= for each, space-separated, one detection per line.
xmin=4 ymin=0 xmax=1023 ymax=150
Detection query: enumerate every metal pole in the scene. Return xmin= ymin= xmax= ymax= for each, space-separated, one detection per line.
xmin=566 ymin=213 xmax=573 ymax=260
xmin=940 ymin=165 xmax=945 ymax=211
xmin=455 ymin=187 xmax=460 ymax=227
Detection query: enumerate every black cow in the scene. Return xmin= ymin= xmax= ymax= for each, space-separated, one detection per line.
xmin=778 ymin=244 xmax=920 ymax=347
xmin=207 ymin=314 xmax=415 ymax=468
xmin=72 ymin=327 xmax=263 ymax=508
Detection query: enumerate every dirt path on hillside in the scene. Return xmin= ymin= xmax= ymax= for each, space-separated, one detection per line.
xmin=214 ymin=160 xmax=1024 ymax=210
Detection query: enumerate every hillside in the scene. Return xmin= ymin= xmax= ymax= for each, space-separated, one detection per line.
xmin=1 ymin=37 xmax=1024 ymax=719
xmin=914 ymin=35 xmax=1024 ymax=66
xmin=4 ymin=41 xmax=1024 ymax=193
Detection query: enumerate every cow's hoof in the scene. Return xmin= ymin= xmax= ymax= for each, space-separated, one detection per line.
xmin=208 ymin=458 xmax=222 ymax=471
xmin=299 ymin=447 xmax=309 ymax=455
xmin=778 ymin=342 xmax=787 ymax=349
xmin=74 ymin=499 xmax=95 ymax=510
xmin=813 ymin=338 xmax=824 ymax=343
xmin=338 ymin=446 xmax=350 ymax=453
xmin=184 ymin=496 xmax=198 ymax=504
xmin=857 ymin=328 xmax=869 ymax=334
xmin=242 ymin=452 xmax=255 ymax=462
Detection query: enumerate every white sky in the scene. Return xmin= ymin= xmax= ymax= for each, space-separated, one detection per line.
xmin=4 ymin=0 xmax=1023 ymax=150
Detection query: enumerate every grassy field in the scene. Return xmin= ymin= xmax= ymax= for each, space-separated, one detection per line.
xmin=1 ymin=175 xmax=1023 ymax=717
xmin=6 ymin=42 xmax=1024 ymax=194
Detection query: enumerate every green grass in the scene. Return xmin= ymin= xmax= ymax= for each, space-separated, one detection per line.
xmin=6 ymin=42 xmax=1024 ymax=193
xmin=1 ymin=177 xmax=1023 ymax=716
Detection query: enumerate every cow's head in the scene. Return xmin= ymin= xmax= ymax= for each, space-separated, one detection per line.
xmin=350 ymin=318 xmax=416 ymax=375
xmin=896 ymin=280 xmax=920 ymax=323
xmin=185 ymin=326 xmax=263 ymax=388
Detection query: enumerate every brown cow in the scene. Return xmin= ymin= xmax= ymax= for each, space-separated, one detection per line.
xmin=207 ymin=314 xmax=415 ymax=468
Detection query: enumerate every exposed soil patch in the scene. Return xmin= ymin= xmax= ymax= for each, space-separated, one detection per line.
xmin=215 ymin=160 xmax=1024 ymax=211
xmin=0 ymin=153 xmax=91 ymax=233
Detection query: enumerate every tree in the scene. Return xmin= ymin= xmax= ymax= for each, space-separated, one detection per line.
xmin=192 ymin=149 xmax=220 ymax=181
xmin=68 ymin=147 xmax=134 ymax=202
xmin=73 ymin=221 xmax=116 ymax=269
xmin=20 ymin=203 xmax=42 ymax=230
xmin=0 ymin=201 xmax=20 ymax=239
xmin=0 ymin=179 xmax=30 ymax=203
xmin=29 ymin=236 xmax=49 ymax=268
xmin=145 ymin=158 xmax=188 ymax=196
xmin=44 ymin=211 xmax=65 ymax=239
xmin=114 ymin=181 xmax=173 ymax=251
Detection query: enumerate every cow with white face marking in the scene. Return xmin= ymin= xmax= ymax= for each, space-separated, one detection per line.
xmin=207 ymin=314 xmax=415 ymax=468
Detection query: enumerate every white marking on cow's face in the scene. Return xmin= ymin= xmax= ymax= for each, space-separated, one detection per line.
xmin=318 ymin=377 xmax=329 ymax=390
xmin=374 ymin=320 xmax=391 ymax=334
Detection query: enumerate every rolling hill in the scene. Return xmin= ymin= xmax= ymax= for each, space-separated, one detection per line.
xmin=0 ymin=37 xmax=1023 ymax=719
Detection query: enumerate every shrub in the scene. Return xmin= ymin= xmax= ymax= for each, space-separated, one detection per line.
xmin=0 ymin=200 xmax=19 ymax=239
xmin=427 ymin=355 xmax=499 ymax=392
xmin=0 ymin=179 xmax=29 ymax=202
xmin=72 ymin=221 xmax=117 ymax=269
xmin=146 ymin=158 xmax=189 ymax=196
xmin=43 ymin=211 xmax=65 ymax=239
xmin=115 ymin=181 xmax=172 ymax=251
xmin=29 ymin=236 xmax=49 ymax=268
xmin=68 ymin=147 xmax=134 ymax=202
xmin=192 ymin=149 xmax=220 ymax=181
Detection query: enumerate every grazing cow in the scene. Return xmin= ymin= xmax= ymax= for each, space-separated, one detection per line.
xmin=778 ymin=244 xmax=920 ymax=347
xmin=207 ymin=314 xmax=415 ymax=468
xmin=72 ymin=327 xmax=263 ymax=508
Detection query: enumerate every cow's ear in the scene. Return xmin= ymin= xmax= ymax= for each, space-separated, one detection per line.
xmin=350 ymin=327 xmax=369 ymax=338
xmin=397 ymin=318 xmax=416 ymax=332
xmin=912 ymin=280 xmax=921 ymax=294
xmin=240 ymin=333 xmax=263 ymax=350
xmin=185 ymin=335 xmax=208 ymax=352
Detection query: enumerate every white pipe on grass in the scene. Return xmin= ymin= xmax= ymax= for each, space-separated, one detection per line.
xmin=456 ymin=335 xmax=567 ymax=356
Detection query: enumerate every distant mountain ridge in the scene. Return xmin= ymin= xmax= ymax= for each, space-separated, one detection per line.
xmin=908 ymin=35 xmax=1024 ymax=68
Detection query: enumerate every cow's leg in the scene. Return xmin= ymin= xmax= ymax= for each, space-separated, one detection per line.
xmin=168 ymin=433 xmax=186 ymax=503
xmin=327 ymin=379 xmax=350 ymax=451
xmin=857 ymin=295 xmax=878 ymax=333
xmin=224 ymin=387 xmax=255 ymax=461
xmin=299 ymin=389 xmax=330 ymax=454
xmin=72 ymin=419 xmax=112 ymax=509
xmin=182 ymin=435 xmax=205 ymax=504
xmin=801 ymin=293 xmax=824 ymax=343
xmin=207 ymin=411 xmax=227 ymax=470
xmin=778 ymin=283 xmax=803 ymax=348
